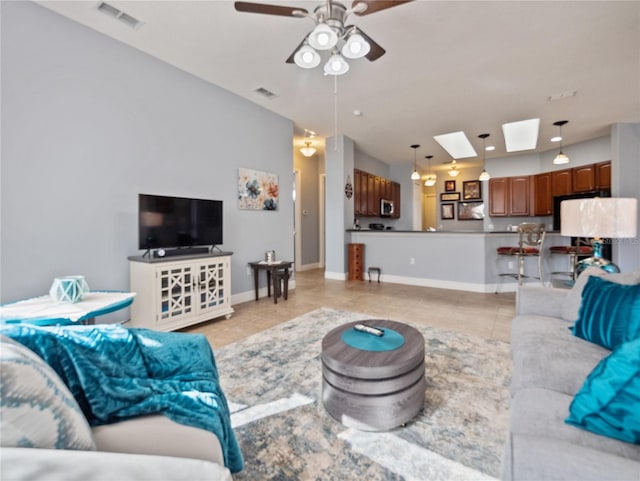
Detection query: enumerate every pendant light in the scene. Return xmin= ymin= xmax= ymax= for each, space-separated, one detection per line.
xmin=448 ymin=160 xmax=460 ymax=177
xmin=424 ymin=155 xmax=436 ymax=186
xmin=478 ymin=133 xmax=491 ymax=181
xmin=323 ymin=50 xmax=350 ymax=76
xmin=300 ymin=140 xmax=316 ymax=157
xmin=410 ymin=144 xmax=420 ymax=181
xmin=553 ymin=120 xmax=570 ymax=165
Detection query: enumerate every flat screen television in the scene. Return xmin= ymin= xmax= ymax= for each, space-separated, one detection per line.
xmin=138 ymin=194 xmax=223 ymax=250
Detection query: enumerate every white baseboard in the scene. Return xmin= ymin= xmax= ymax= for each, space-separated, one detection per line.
xmin=324 ymin=271 xmax=347 ymax=281
xmin=297 ymin=262 xmax=321 ymax=272
xmin=231 ymin=280 xmax=296 ymax=305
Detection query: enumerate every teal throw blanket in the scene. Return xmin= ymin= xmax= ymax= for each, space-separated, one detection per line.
xmin=1 ymin=324 xmax=243 ymax=473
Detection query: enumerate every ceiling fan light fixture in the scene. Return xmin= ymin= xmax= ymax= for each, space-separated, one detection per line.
xmin=341 ymin=32 xmax=370 ymax=59
xmin=308 ymin=23 xmax=338 ymax=50
xmin=323 ymin=53 xmax=349 ymax=75
xmin=293 ymin=44 xmax=321 ymax=68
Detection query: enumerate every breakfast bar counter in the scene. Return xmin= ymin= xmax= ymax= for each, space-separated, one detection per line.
xmin=347 ymin=229 xmax=569 ymax=293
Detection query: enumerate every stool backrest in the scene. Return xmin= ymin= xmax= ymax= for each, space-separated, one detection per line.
xmin=517 ymin=223 xmax=546 ymax=251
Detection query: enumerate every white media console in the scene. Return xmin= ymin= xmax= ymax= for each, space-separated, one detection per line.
xmin=128 ymin=251 xmax=233 ymax=332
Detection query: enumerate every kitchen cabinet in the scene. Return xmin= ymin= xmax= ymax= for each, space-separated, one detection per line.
xmin=489 ymin=176 xmax=531 ymax=217
xmin=353 ymin=169 xmax=401 ymax=218
xmin=551 ymin=169 xmax=573 ymax=197
xmin=572 ymin=165 xmax=596 ymax=192
xmin=533 ymin=172 xmax=552 ymax=216
xmin=595 ymin=161 xmax=611 ymax=189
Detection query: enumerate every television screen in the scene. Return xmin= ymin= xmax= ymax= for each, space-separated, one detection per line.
xmin=138 ymin=194 xmax=223 ymax=250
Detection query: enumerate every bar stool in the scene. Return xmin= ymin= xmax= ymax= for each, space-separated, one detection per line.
xmin=549 ymin=237 xmax=593 ymax=282
xmin=496 ymin=223 xmax=546 ymax=291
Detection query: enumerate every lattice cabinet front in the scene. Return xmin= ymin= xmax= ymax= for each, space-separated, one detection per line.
xmin=129 ymin=253 xmax=233 ymax=332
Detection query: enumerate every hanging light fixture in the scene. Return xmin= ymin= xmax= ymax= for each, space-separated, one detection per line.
xmin=424 ymin=155 xmax=436 ymax=186
xmin=308 ymin=23 xmax=338 ymax=51
xmin=448 ymin=160 xmax=460 ymax=177
xmin=410 ymin=144 xmax=420 ymax=181
xmin=478 ymin=133 xmax=491 ymax=181
xmin=300 ymin=140 xmax=316 ymax=157
xmin=553 ymin=120 xmax=570 ymax=165
xmin=293 ymin=43 xmax=321 ymax=69
xmin=323 ymin=49 xmax=350 ymax=76
xmin=341 ymin=27 xmax=370 ymax=59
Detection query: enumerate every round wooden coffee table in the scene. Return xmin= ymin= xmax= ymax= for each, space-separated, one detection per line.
xmin=321 ymin=319 xmax=425 ymax=431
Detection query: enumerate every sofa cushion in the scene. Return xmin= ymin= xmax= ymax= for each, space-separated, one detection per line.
xmin=511 ymin=388 xmax=640 ymax=460
xmin=571 ymin=276 xmax=640 ymax=350
xmin=504 ymin=434 xmax=640 ymax=481
xmin=566 ymin=338 xmax=640 ymax=444
xmin=510 ymin=315 xmax=609 ymax=396
xmin=561 ymin=267 xmax=640 ymax=322
xmin=0 ymin=335 xmax=95 ymax=450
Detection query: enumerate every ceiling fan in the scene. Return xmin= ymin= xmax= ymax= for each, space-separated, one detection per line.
xmin=234 ymin=1 xmax=413 ymax=75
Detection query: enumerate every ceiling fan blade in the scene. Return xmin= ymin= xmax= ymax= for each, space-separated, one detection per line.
xmin=351 ymin=0 xmax=413 ymax=16
xmin=350 ymin=27 xmax=386 ymax=61
xmin=234 ymin=1 xmax=308 ymax=17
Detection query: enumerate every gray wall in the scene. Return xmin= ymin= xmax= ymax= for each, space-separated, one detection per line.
xmin=1 ymin=1 xmax=294 ymax=305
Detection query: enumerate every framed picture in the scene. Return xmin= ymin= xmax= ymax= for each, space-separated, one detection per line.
xmin=463 ymin=180 xmax=482 ymax=200
xmin=440 ymin=192 xmax=461 ymax=201
xmin=238 ymin=168 xmax=279 ymax=210
xmin=441 ymin=203 xmax=455 ymax=220
xmin=444 ymin=180 xmax=456 ymax=192
xmin=458 ymin=201 xmax=485 ymax=220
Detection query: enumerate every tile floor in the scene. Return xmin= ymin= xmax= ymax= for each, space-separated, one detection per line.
xmin=185 ymin=269 xmax=516 ymax=349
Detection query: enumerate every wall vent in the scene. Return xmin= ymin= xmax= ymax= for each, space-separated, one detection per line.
xmin=97 ymin=2 xmax=144 ymax=30
xmin=254 ymin=87 xmax=277 ymax=99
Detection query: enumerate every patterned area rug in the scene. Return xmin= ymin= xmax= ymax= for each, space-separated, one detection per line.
xmin=215 ymin=308 xmax=511 ymax=480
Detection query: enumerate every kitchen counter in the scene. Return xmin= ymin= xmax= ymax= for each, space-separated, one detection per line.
xmin=347 ymin=230 xmax=568 ymax=293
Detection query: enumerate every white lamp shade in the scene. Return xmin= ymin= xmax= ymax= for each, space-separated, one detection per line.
xmin=300 ymin=146 xmax=316 ymax=157
xmin=323 ymin=53 xmax=349 ymax=75
xmin=479 ymin=170 xmax=491 ymax=181
xmin=553 ymin=151 xmax=570 ymax=164
xmin=308 ymin=23 xmax=338 ymax=51
xmin=341 ymin=33 xmax=370 ymax=59
xmin=411 ymin=170 xmax=420 ymax=181
xmin=294 ymin=45 xmax=321 ymax=69
xmin=425 ymin=177 xmax=436 ymax=187
xmin=560 ymin=198 xmax=638 ymax=238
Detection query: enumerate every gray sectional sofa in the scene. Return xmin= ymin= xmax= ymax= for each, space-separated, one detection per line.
xmin=503 ymin=267 xmax=640 ymax=481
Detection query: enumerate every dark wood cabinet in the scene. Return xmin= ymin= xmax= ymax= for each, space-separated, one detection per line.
xmin=489 ymin=176 xmax=531 ymax=217
xmin=533 ymin=172 xmax=552 ymax=216
xmin=572 ymin=165 xmax=596 ymax=192
xmin=595 ymin=161 xmax=611 ymax=189
xmin=353 ymin=169 xmax=400 ymax=218
xmin=551 ymin=169 xmax=573 ymax=197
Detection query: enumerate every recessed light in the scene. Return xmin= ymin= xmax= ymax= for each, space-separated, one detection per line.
xmin=485 ymin=145 xmax=495 ymax=151
xmin=353 ymin=110 xmax=362 ymax=117
xmin=433 ymin=131 xmax=477 ymax=159
xmin=550 ymin=136 xmax=562 ymax=142
xmin=502 ymin=118 xmax=540 ymax=152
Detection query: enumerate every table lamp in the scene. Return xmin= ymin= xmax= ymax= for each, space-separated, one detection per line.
xmin=560 ymin=197 xmax=638 ymax=276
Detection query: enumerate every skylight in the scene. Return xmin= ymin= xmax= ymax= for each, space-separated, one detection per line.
xmin=433 ymin=131 xmax=477 ymax=159
xmin=502 ymin=118 xmax=540 ymax=152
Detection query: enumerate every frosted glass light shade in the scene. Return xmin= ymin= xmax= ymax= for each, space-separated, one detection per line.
xmin=411 ymin=170 xmax=420 ymax=181
xmin=479 ymin=170 xmax=491 ymax=181
xmin=341 ymin=33 xmax=370 ymax=59
xmin=560 ymin=198 xmax=638 ymax=238
xmin=294 ymin=45 xmax=321 ymax=68
xmin=323 ymin=53 xmax=349 ymax=75
xmin=553 ymin=151 xmax=570 ymax=164
xmin=308 ymin=24 xmax=338 ymax=50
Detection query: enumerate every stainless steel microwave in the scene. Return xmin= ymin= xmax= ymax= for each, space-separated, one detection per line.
xmin=380 ymin=198 xmax=394 ymax=217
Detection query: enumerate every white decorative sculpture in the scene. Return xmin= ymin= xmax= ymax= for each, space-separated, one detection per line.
xmin=49 ymin=276 xmax=90 ymax=303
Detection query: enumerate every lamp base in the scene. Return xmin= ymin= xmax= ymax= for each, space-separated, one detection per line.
xmin=575 ymin=256 xmax=621 ymax=278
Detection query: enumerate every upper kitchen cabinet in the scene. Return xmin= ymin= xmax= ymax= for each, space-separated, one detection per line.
xmin=595 ymin=161 xmax=611 ymax=190
xmin=551 ymin=168 xmax=573 ymax=197
xmin=533 ymin=172 xmax=552 ymax=216
xmin=489 ymin=176 xmax=531 ymax=217
xmin=572 ymin=165 xmax=596 ymax=192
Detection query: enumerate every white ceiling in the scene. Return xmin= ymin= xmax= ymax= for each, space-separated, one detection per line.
xmin=37 ymin=0 xmax=640 ymax=172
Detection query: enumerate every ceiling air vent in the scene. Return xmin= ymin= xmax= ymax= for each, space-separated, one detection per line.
xmin=254 ymin=87 xmax=278 ymax=100
xmin=97 ymin=2 xmax=144 ymax=30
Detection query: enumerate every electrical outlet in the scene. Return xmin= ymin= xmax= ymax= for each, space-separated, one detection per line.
xmin=246 ymin=267 xmax=252 ymax=276
xmin=410 ymin=257 xmax=415 ymax=265
xmin=508 ymin=261 xmax=514 ymax=269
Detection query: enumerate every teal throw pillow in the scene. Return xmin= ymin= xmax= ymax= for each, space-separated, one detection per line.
xmin=572 ymin=275 xmax=640 ymax=350
xmin=565 ymin=338 xmax=640 ymax=444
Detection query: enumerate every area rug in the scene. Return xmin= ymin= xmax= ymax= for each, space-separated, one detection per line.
xmin=215 ymin=307 xmax=511 ymax=480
